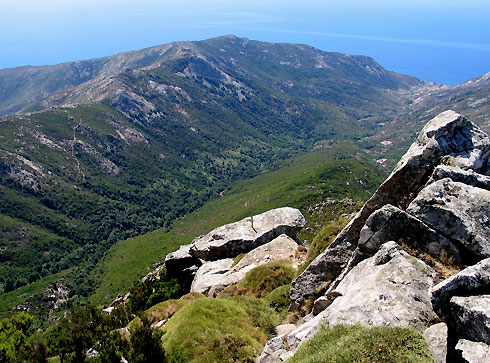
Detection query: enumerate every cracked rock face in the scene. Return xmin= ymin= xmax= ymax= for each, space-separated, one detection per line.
xmin=189 ymin=207 xmax=305 ymax=261
xmin=260 ymin=242 xmax=438 ymax=362
xmin=321 ymin=242 xmax=437 ymax=332
xmin=449 ymin=295 xmax=490 ymax=345
xmin=431 ymin=258 xmax=490 ymax=323
xmin=357 ymin=204 xmax=461 ymax=262
xmin=408 ymin=178 xmax=490 ymax=259
xmin=430 ymin=165 xmax=490 ymax=191
xmin=290 ymin=110 xmax=490 ymax=310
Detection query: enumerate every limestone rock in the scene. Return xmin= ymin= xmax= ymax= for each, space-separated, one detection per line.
xmin=455 ymin=339 xmax=490 ymax=362
xmin=450 ymin=295 xmax=490 ymax=344
xmin=208 ymin=234 xmax=301 ymax=296
xmin=423 ymin=323 xmax=448 ymax=363
xmin=408 ymin=178 xmax=490 ymax=259
xmin=291 ymin=111 xmax=490 ymax=309
xmin=431 ymin=258 xmax=490 ymax=321
xmin=190 ymin=259 xmax=234 ymax=295
xmin=189 ymin=207 xmax=305 ymax=260
xmin=431 ymin=165 xmax=490 ymax=191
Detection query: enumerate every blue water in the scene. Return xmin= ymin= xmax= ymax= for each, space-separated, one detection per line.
xmin=1 ymin=0 xmax=489 ymax=85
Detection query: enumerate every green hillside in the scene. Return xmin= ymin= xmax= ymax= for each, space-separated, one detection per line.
xmin=1 ymin=35 xmax=414 ymax=316
xmin=89 ymin=146 xmax=385 ymax=306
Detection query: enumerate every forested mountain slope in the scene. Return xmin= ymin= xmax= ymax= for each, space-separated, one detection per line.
xmin=0 ymin=35 xmax=428 ymax=313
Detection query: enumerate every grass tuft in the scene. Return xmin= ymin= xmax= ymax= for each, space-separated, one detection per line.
xmin=218 ymin=261 xmax=296 ymax=299
xmin=161 ymin=297 xmax=279 ymax=363
xmin=288 ymin=324 xmax=435 ymax=363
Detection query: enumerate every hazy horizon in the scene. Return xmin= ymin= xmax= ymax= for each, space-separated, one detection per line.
xmin=2 ymin=0 xmax=490 ymax=85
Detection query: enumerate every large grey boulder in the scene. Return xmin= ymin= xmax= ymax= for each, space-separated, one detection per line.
xmin=290 ymin=111 xmax=490 ymax=310
xmin=432 ymin=258 xmax=490 ymax=321
xmin=449 ymin=295 xmax=490 ymax=345
xmin=423 ymin=323 xmax=448 ymax=363
xmin=189 ymin=207 xmax=305 ymax=261
xmin=408 ymin=178 xmax=490 ymax=259
xmin=261 ymin=242 xmax=437 ymax=362
xmin=190 ymin=258 xmax=234 ymax=295
xmin=208 ymin=234 xmax=301 ymax=297
xmin=320 ymin=241 xmax=437 ymax=332
xmin=455 ymin=339 xmax=490 ymax=362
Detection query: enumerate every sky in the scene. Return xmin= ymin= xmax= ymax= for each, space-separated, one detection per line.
xmin=1 ymin=0 xmax=490 ymax=85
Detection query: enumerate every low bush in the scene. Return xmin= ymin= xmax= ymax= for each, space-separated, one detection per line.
xmin=264 ymin=284 xmax=291 ymax=314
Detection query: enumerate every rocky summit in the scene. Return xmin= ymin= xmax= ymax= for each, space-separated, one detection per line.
xmin=257 ymin=110 xmax=490 ymax=363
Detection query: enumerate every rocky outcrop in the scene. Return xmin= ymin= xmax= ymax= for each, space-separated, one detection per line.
xmin=431 ymin=258 xmax=490 ymax=320
xmin=357 ymin=204 xmax=461 ymax=262
xmin=261 ymin=111 xmax=490 ymax=362
xmin=190 ymin=259 xmax=234 ymax=295
xmin=431 ymin=258 xmax=490 ymax=359
xmin=290 ymin=110 xmax=490 ymax=310
xmin=165 ymin=208 xmax=306 ymax=296
xmin=259 ymin=242 xmax=438 ymax=362
xmin=189 ymin=207 xmax=305 ymax=261
xmin=321 ymin=242 xmax=437 ymax=331
xmin=431 ymin=165 xmax=490 ymax=191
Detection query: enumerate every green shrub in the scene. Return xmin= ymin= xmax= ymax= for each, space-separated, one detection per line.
xmin=264 ymin=284 xmax=291 ymax=314
xmin=288 ymin=324 xmax=434 ymax=363
xmin=129 ymin=317 xmax=166 ymax=363
xmin=127 ymin=278 xmax=181 ymax=314
xmin=218 ymin=261 xmax=296 ymax=298
xmin=161 ymin=297 xmax=279 ymax=362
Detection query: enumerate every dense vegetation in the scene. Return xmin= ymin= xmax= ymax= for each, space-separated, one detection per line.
xmin=1 ymin=35 xmax=411 ymax=320
xmin=1 ymin=139 xmax=385 ymax=317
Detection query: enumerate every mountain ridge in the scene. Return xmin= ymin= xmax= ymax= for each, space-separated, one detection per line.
xmin=1 ymin=35 xmax=418 ymax=312
xmin=1 ymin=35 xmax=423 ymax=117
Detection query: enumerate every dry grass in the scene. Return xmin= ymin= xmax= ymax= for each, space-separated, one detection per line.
xmin=400 ymin=243 xmax=462 ymax=279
